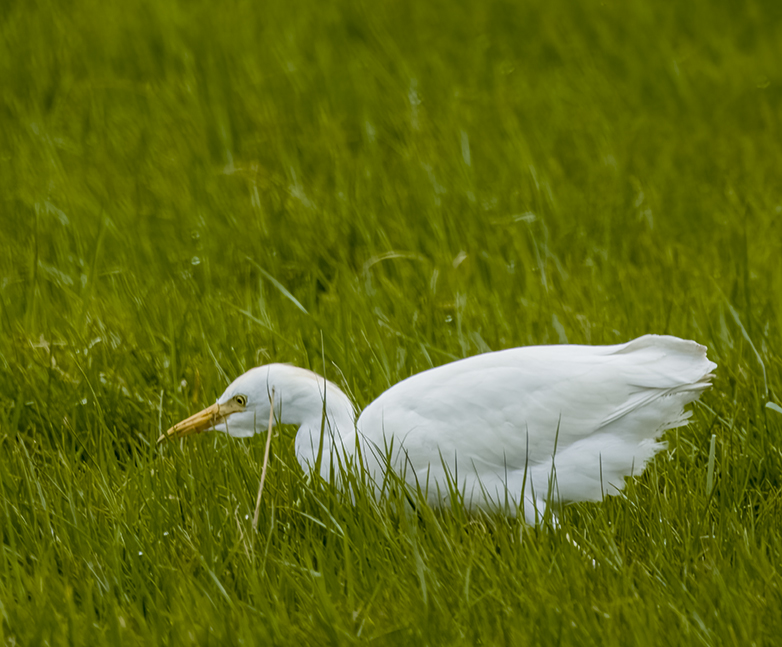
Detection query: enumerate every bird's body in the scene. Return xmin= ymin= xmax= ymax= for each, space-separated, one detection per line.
xmin=163 ymin=334 xmax=716 ymax=521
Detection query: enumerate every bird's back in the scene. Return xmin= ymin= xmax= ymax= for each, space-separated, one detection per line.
xmin=356 ymin=334 xmax=716 ymax=516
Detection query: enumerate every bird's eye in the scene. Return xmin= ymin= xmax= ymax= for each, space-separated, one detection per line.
xmin=234 ymin=395 xmax=248 ymax=407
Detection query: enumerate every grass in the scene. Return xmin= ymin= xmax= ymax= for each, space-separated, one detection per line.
xmin=1 ymin=0 xmax=782 ymax=643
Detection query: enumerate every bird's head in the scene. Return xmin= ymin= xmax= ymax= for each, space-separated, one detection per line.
xmin=157 ymin=364 xmax=355 ymax=445
xmin=158 ymin=366 xmax=282 ymax=444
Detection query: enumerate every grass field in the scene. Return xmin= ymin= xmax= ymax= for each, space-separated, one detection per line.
xmin=2 ymin=0 xmax=782 ymax=644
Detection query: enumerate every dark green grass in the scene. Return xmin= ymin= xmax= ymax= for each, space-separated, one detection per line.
xmin=2 ymin=0 xmax=782 ymax=643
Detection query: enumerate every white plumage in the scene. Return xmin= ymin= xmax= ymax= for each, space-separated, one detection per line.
xmin=162 ymin=334 xmax=716 ymax=521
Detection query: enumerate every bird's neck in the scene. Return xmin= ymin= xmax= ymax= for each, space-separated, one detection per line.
xmin=276 ymin=367 xmax=356 ymax=481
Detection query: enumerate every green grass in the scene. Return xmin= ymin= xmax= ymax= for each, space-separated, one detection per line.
xmin=2 ymin=0 xmax=782 ymax=643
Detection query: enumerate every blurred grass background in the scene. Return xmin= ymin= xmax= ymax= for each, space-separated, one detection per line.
xmin=1 ymin=0 xmax=782 ymax=644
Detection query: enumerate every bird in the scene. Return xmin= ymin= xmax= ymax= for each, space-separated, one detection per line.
xmin=160 ymin=334 xmax=716 ymax=521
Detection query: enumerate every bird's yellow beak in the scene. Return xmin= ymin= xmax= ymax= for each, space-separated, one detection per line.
xmin=157 ymin=400 xmax=245 ymax=444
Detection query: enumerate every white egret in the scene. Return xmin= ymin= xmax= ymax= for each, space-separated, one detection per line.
xmin=160 ymin=334 xmax=716 ymax=521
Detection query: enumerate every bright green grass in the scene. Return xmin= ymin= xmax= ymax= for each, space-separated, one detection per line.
xmin=2 ymin=0 xmax=782 ymax=644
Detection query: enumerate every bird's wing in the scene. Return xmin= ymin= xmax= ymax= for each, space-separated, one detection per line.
xmin=356 ymin=334 xmax=715 ymax=475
